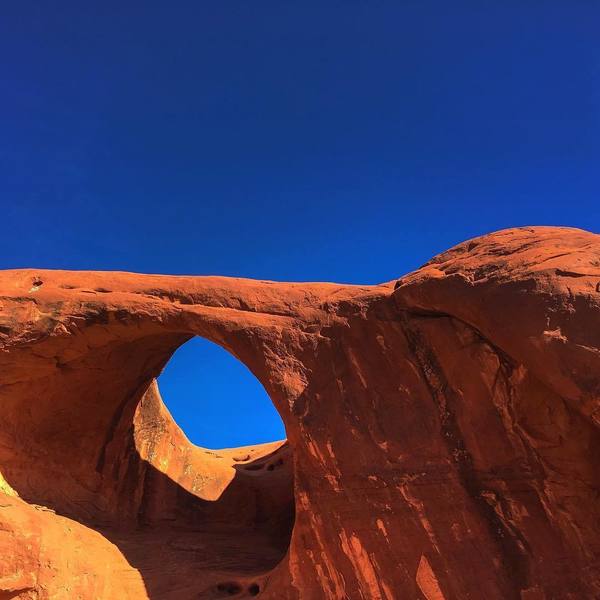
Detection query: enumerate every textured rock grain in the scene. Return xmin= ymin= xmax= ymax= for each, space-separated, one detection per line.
xmin=0 ymin=226 xmax=599 ymax=599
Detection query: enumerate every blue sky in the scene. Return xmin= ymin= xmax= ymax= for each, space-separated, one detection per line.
xmin=1 ymin=2 xmax=598 ymax=447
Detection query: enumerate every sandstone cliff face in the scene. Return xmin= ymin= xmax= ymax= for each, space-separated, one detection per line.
xmin=0 ymin=226 xmax=599 ymax=599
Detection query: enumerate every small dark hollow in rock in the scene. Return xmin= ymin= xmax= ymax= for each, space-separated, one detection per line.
xmin=243 ymin=463 xmax=263 ymax=471
xmin=267 ymin=458 xmax=284 ymax=471
xmin=216 ymin=582 xmax=242 ymax=595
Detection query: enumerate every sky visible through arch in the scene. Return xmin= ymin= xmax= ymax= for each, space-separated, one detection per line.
xmin=1 ymin=2 xmax=598 ymax=447
xmin=157 ymin=337 xmax=286 ymax=449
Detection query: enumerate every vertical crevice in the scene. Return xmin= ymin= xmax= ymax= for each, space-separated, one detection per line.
xmin=399 ymin=312 xmax=529 ymax=599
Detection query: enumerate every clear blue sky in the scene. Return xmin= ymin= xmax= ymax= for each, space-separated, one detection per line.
xmin=1 ymin=3 xmax=598 ymax=448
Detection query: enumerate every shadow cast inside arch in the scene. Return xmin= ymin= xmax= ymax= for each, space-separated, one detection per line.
xmin=92 ymin=370 xmax=296 ymax=600
xmin=98 ymin=440 xmax=295 ymax=599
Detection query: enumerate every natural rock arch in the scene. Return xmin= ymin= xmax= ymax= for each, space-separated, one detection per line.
xmin=0 ymin=226 xmax=599 ymax=599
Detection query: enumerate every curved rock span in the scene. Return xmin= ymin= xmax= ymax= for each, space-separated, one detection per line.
xmin=0 ymin=226 xmax=599 ymax=599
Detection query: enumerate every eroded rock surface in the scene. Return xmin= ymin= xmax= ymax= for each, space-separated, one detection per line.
xmin=0 ymin=226 xmax=599 ymax=599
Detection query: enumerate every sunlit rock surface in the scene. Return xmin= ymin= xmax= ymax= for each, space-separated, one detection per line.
xmin=0 ymin=226 xmax=599 ymax=599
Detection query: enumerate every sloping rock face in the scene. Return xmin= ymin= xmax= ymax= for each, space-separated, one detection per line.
xmin=0 ymin=226 xmax=599 ymax=599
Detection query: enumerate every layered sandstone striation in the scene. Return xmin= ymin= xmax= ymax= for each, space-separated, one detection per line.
xmin=0 ymin=226 xmax=599 ymax=599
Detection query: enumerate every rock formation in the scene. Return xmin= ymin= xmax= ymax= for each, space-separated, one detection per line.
xmin=0 ymin=226 xmax=599 ymax=599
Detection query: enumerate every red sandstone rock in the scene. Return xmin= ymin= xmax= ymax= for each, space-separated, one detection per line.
xmin=0 ymin=226 xmax=599 ymax=599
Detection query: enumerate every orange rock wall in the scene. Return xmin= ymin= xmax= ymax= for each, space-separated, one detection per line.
xmin=0 ymin=226 xmax=598 ymax=599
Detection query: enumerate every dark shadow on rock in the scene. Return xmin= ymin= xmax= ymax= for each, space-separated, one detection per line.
xmin=96 ymin=442 xmax=295 ymax=599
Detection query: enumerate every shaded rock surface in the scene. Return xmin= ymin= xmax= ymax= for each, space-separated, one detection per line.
xmin=0 ymin=226 xmax=599 ymax=599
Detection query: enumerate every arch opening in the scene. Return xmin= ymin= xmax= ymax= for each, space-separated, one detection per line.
xmin=118 ymin=333 xmax=296 ymax=597
xmin=157 ymin=336 xmax=286 ymax=449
